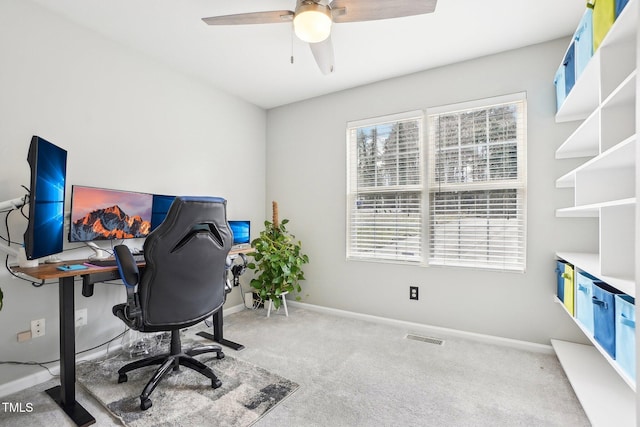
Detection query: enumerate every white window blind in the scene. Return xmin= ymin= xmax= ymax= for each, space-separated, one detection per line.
xmin=427 ymin=93 xmax=527 ymax=271
xmin=347 ymin=111 xmax=423 ymax=263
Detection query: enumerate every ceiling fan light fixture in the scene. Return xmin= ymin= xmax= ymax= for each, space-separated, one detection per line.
xmin=293 ymin=3 xmax=332 ymax=43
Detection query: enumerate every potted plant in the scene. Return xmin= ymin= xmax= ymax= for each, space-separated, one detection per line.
xmin=247 ymin=202 xmax=309 ymax=310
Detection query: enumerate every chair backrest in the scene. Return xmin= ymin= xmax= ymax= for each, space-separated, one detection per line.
xmin=139 ymin=196 xmax=232 ymax=329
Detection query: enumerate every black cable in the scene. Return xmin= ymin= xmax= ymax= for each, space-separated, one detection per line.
xmin=2 ymin=209 xmax=19 ymax=245
xmin=19 ymin=200 xmax=28 ymax=220
xmin=0 ymin=328 xmax=129 ymax=376
xmin=1 ymin=208 xmax=46 ymax=285
xmin=0 ymin=211 xmax=10 ymax=244
xmin=77 ymin=329 xmax=128 ymax=355
xmin=4 ymin=254 xmax=48 ymax=286
xmin=0 ymin=361 xmax=58 ymax=377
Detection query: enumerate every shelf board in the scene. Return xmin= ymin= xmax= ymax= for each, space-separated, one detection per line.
xmin=555 ymin=72 xmax=636 ymax=161
xmin=554 ymin=299 xmax=636 ymax=390
xmin=555 ymin=206 xmax=599 ymax=217
xmin=556 ymin=252 xmax=635 ymax=296
xmin=555 ymin=135 xmax=636 ymax=188
xmin=602 ymin=70 xmax=637 ymax=110
xmin=556 ymin=198 xmax=636 ymax=218
xmin=555 ymin=108 xmax=600 ymax=160
xmin=555 ymin=49 xmax=600 ymax=123
xmin=551 ymin=339 xmax=635 ymax=427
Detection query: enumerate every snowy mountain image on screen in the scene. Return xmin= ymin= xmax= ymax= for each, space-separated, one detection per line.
xmin=71 ymin=205 xmax=151 ymax=241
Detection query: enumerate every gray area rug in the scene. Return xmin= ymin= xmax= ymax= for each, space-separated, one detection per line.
xmin=76 ymin=346 xmax=298 ymax=427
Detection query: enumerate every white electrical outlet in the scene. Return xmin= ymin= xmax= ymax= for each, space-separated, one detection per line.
xmin=31 ymin=318 xmax=45 ymax=338
xmin=75 ymin=308 xmax=88 ymax=327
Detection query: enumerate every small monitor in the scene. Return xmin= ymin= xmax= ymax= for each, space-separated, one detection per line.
xmin=69 ymin=186 xmax=153 ymax=242
xmin=23 ymin=136 xmax=68 ymax=260
xmin=229 ymin=220 xmax=250 ymax=246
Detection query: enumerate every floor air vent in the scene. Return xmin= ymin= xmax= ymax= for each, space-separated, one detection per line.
xmin=405 ymin=334 xmax=445 ymax=346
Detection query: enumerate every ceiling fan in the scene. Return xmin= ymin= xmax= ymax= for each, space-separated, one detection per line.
xmin=202 ymin=0 xmax=438 ymax=75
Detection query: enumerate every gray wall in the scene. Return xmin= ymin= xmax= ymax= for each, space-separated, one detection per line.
xmin=265 ymin=38 xmax=598 ymax=345
xmin=0 ymin=0 xmax=602 ymax=392
xmin=0 ymin=0 xmax=266 ymax=386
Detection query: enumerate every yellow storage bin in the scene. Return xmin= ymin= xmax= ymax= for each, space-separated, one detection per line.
xmin=590 ymin=0 xmax=615 ymax=51
xmin=563 ymin=263 xmax=575 ymax=315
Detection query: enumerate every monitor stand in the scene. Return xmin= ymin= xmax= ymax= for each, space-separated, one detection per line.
xmin=86 ymin=242 xmax=110 ymax=260
xmin=44 ymin=255 xmax=64 ymax=264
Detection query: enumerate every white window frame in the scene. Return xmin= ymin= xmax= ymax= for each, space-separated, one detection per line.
xmin=345 ymin=93 xmax=527 ymax=272
xmin=346 ymin=111 xmax=424 ymax=264
xmin=426 ymin=93 xmax=527 ymax=272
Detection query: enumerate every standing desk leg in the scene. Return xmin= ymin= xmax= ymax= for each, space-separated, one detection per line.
xmin=196 ymin=310 xmax=245 ymax=351
xmin=44 ymin=276 xmax=95 ymax=427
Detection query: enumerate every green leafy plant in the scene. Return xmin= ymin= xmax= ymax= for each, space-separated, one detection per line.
xmin=247 ymin=202 xmax=309 ymax=310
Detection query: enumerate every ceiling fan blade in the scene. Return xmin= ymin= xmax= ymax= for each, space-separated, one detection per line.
xmin=329 ymin=0 xmax=437 ymax=23
xmin=309 ymin=36 xmax=335 ymax=75
xmin=202 ymin=10 xmax=294 ymax=25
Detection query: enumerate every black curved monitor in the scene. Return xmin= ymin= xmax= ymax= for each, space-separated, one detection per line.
xmin=151 ymin=194 xmax=176 ymax=231
xmin=23 ymin=136 xmax=68 ymax=260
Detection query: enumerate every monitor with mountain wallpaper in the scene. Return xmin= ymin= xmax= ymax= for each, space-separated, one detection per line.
xmin=69 ymin=186 xmax=153 ymax=242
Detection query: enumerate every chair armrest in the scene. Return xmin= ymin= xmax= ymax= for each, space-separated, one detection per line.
xmin=114 ymin=245 xmax=143 ymax=327
xmin=114 ymin=245 xmax=140 ymax=288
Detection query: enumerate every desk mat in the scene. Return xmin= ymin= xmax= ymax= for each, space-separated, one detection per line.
xmin=77 ymin=346 xmax=298 ymax=427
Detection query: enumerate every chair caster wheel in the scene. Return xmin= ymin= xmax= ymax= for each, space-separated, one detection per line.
xmin=216 ymin=352 xmax=225 ymax=360
xmin=212 ymin=379 xmax=222 ymax=389
xmin=118 ymin=373 xmax=128 ymax=383
xmin=140 ymin=398 xmax=152 ymax=411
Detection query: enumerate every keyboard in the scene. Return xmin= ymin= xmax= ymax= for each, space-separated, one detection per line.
xmin=87 ymin=254 xmax=145 ymax=266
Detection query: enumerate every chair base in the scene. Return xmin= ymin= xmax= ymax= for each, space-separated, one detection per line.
xmin=117 ymin=330 xmax=224 ymax=410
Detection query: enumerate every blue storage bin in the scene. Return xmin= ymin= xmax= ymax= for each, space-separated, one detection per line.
xmin=573 ymin=9 xmax=593 ymax=81
xmin=615 ymin=294 xmax=635 ymax=379
xmin=555 ymin=260 xmax=568 ymax=302
xmin=554 ymin=65 xmax=567 ymax=111
xmin=563 ymin=43 xmax=576 ymax=95
xmin=592 ymin=282 xmax=623 ymax=358
xmin=615 ymin=0 xmax=629 ymax=17
xmin=576 ymin=271 xmax=599 ymax=335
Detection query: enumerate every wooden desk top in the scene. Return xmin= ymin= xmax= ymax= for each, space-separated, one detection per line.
xmin=11 ymin=259 xmax=116 ymax=280
xmin=12 ymin=246 xmax=254 ymax=281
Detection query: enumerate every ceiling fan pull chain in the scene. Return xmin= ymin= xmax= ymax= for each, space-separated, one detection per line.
xmin=290 ymin=28 xmax=295 ymax=64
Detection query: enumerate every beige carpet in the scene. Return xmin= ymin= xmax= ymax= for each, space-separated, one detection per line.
xmin=76 ymin=347 xmax=298 ymax=427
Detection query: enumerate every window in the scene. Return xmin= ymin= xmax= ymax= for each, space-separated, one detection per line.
xmin=427 ymin=93 xmax=527 ymax=271
xmin=346 ymin=111 xmax=423 ymax=263
xmin=345 ymin=94 xmax=526 ymax=271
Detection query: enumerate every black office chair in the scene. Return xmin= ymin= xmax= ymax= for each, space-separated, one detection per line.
xmin=112 ymin=196 xmax=233 ymax=410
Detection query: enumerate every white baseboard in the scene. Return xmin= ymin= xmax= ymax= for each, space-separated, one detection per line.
xmin=0 ymin=343 xmax=123 ymax=398
xmin=287 ymin=301 xmax=554 ymax=355
xmin=1 ymin=302 xmax=552 ymax=398
xmin=223 ymin=303 xmax=246 ymax=316
xmin=0 ymin=306 xmax=245 ymax=399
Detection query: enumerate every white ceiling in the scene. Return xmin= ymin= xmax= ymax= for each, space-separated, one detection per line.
xmin=31 ymin=0 xmax=585 ymax=109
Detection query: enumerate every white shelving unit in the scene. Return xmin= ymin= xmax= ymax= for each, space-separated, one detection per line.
xmin=551 ymin=339 xmax=635 ymax=427
xmin=553 ymin=1 xmax=638 ymax=425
